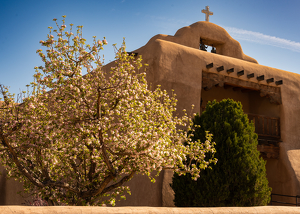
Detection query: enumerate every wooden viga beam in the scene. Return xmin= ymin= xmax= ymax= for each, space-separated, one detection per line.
xmin=247 ymin=73 xmax=254 ymax=79
xmin=217 ymin=66 xmax=224 ymax=72
xmin=237 ymin=70 xmax=244 ymax=77
xmin=267 ymin=78 xmax=274 ymax=83
xmin=206 ymin=63 xmax=214 ymax=69
xmin=275 ymin=80 xmax=283 ymax=85
xmin=257 ymin=75 xmax=264 ymax=81
xmin=227 ymin=68 xmax=234 ymax=74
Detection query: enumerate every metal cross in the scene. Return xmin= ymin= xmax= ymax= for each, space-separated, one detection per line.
xmin=201 ymin=6 xmax=213 ymax=22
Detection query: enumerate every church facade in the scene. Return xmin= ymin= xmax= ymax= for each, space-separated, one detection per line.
xmin=115 ymin=21 xmax=300 ymax=206
xmin=1 ymin=20 xmax=300 ymax=206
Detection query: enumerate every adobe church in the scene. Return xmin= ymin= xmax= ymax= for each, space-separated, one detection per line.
xmin=1 ymin=7 xmax=300 ymax=206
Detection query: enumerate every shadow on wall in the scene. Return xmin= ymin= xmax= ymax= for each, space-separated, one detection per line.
xmin=0 ymin=165 xmax=28 ymax=205
xmin=0 ymin=167 xmax=7 ymax=205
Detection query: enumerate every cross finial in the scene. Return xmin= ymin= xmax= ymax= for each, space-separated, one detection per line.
xmin=202 ymin=6 xmax=213 ymax=22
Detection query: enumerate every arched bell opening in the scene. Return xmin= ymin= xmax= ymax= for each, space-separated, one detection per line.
xmin=199 ymin=38 xmax=223 ymax=54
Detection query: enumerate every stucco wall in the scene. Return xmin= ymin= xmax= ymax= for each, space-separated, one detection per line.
xmin=201 ymin=85 xmax=251 ymax=113
xmin=115 ymin=171 xmax=163 ymax=206
xmin=136 ymin=22 xmax=258 ymax=63
xmin=132 ymin=22 xmax=300 ymax=204
xmin=0 ymin=166 xmax=27 ymax=205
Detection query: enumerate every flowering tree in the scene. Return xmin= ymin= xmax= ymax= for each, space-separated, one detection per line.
xmin=0 ymin=16 xmax=216 ymax=206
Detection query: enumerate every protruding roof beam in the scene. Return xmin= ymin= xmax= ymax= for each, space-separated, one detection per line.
xmin=206 ymin=63 xmax=213 ymax=69
xmin=227 ymin=68 xmax=234 ymax=74
xmin=267 ymin=78 xmax=274 ymax=83
xmin=275 ymin=80 xmax=283 ymax=85
xmin=247 ymin=73 xmax=255 ymax=79
xmin=237 ymin=70 xmax=244 ymax=77
xmin=217 ymin=66 xmax=224 ymax=72
xmin=257 ymin=75 xmax=264 ymax=81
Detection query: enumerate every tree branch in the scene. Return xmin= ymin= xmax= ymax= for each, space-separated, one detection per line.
xmin=0 ymin=144 xmax=37 ymax=152
xmin=42 ymin=179 xmax=79 ymax=194
xmin=96 ymin=89 xmax=116 ymax=176
xmin=2 ymin=122 xmax=23 ymax=137
xmin=0 ymin=126 xmax=44 ymax=188
xmin=102 ymin=171 xmax=136 ymax=194
xmin=80 ymin=173 xmax=115 ymax=198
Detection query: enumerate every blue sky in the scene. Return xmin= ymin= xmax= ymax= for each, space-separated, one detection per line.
xmin=1 ymin=0 xmax=300 ymax=97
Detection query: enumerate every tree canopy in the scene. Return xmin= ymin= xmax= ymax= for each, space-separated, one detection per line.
xmin=0 ymin=16 xmax=216 ymax=206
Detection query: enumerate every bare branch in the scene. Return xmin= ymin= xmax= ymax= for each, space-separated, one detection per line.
xmin=102 ymin=171 xmax=136 ymax=194
xmin=81 ymin=173 xmax=115 ymax=198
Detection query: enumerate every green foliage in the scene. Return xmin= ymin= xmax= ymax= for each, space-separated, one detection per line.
xmin=171 ymin=99 xmax=271 ymax=207
xmin=0 ymin=16 xmax=216 ymax=206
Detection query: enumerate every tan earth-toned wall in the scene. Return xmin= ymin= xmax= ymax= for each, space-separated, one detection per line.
xmin=115 ymin=171 xmax=163 ymax=206
xmin=201 ymin=86 xmax=251 ymax=113
xmin=201 ymin=87 xmax=280 ymax=117
xmin=248 ymin=91 xmax=280 ymax=117
xmin=130 ymin=21 xmax=300 ymax=205
xmin=0 ymin=166 xmax=27 ymax=205
xmin=136 ymin=21 xmax=258 ymax=63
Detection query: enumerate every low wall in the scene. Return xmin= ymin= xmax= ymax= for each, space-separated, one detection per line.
xmin=1 ymin=206 xmax=300 ymax=214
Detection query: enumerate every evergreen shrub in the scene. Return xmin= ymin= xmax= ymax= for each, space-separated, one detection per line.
xmin=171 ymin=99 xmax=271 ymax=206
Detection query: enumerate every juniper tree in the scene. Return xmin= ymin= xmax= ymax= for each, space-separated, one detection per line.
xmin=171 ymin=99 xmax=271 ymax=207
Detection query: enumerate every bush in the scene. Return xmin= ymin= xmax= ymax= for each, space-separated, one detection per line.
xmin=171 ymin=99 xmax=271 ymax=206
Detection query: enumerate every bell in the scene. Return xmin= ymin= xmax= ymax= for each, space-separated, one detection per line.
xmin=199 ymin=39 xmax=207 ymax=51
xmin=211 ymin=46 xmax=216 ymax=53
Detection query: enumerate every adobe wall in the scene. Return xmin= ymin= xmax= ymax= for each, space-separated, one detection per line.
xmin=0 ymin=166 xmax=27 ymax=205
xmin=136 ymin=22 xmax=258 ymax=64
xmin=133 ymin=21 xmax=300 ymax=204
xmin=115 ymin=172 xmax=164 ymax=206
xmin=201 ymin=87 xmax=280 ymax=117
xmin=201 ymin=86 xmax=251 ymax=113
xmin=0 ymin=165 xmax=165 ymax=206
